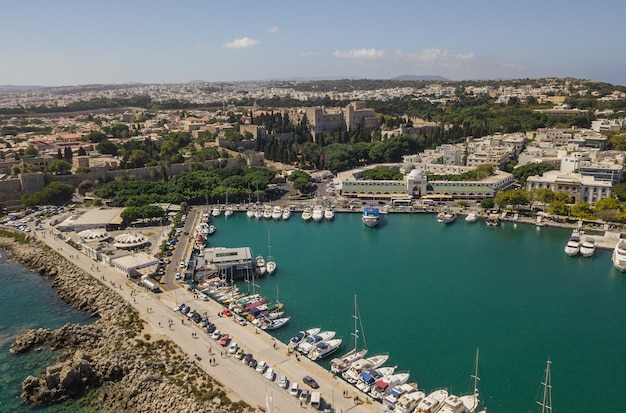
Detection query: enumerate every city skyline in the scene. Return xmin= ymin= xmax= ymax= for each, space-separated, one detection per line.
xmin=2 ymin=0 xmax=626 ymax=87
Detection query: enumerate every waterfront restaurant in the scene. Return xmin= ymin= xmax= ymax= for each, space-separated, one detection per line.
xmin=203 ymin=247 xmax=254 ymax=281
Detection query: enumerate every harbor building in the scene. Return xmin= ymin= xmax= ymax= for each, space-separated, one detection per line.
xmin=526 ymin=171 xmax=612 ymax=204
xmin=203 ymin=247 xmax=254 ymax=280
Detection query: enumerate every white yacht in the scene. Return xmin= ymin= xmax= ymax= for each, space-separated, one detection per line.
xmin=437 ymin=211 xmax=457 ymax=224
xmin=438 ymin=394 xmax=470 ymax=413
xmin=355 ymin=366 xmax=396 ymax=393
xmin=392 ymin=390 xmax=425 ymax=413
xmin=211 ymin=205 xmax=221 ymax=217
xmin=580 ymin=236 xmax=596 ymax=257
xmin=266 ymin=260 xmax=276 ymax=275
xmin=324 ymin=207 xmax=335 ymax=221
xmin=465 ymin=212 xmax=478 ymax=223
xmin=308 ymin=338 xmax=343 ymax=361
xmin=369 ymin=371 xmax=410 ymax=400
xmin=312 ymin=205 xmax=324 ymax=222
xmin=342 ymin=353 xmax=389 ymax=383
xmin=288 ymin=327 xmax=321 ymax=350
xmin=263 ymin=205 xmax=273 ymax=219
xmin=282 ymin=208 xmax=291 ymax=220
xmin=246 ymin=208 xmax=255 ymax=219
xmin=415 ymin=389 xmax=449 ymax=413
xmin=383 ymin=383 xmax=417 ymax=411
xmin=297 ymin=331 xmax=336 ymax=355
xmin=271 ymin=206 xmax=282 ymax=220
xmin=255 ymin=255 xmax=266 ymax=276
xmin=254 ymin=208 xmax=263 ymax=220
xmin=302 ymin=207 xmax=312 ymax=221
xmin=564 ymin=233 xmax=582 ymax=256
xmin=224 ymin=207 xmax=233 ymax=218
xmin=612 ymin=239 xmax=626 ymax=272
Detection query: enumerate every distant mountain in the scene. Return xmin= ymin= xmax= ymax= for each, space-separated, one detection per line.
xmin=0 ymin=85 xmax=46 ymax=93
xmin=391 ymin=75 xmax=449 ymax=81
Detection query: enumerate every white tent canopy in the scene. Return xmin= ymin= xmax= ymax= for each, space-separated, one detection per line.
xmin=113 ymin=232 xmax=147 ymax=249
xmin=78 ymin=228 xmax=110 ymax=241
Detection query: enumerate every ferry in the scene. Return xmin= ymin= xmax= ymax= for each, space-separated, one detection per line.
xmin=362 ymin=203 xmax=380 ymax=228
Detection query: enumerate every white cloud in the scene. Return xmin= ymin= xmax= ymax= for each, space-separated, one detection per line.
xmin=267 ymin=26 xmax=279 ymax=33
xmin=333 ymin=48 xmax=385 ymax=60
xmin=298 ymin=51 xmax=320 ymax=57
xmin=394 ymin=48 xmax=474 ymax=65
xmin=223 ymin=37 xmax=260 ymax=49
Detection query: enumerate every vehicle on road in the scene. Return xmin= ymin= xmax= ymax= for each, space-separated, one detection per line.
xmin=211 ymin=330 xmax=221 ymax=340
xmin=228 ymin=342 xmax=239 ymax=354
xmin=235 ymin=316 xmax=247 ymax=326
xmin=299 ymin=389 xmax=310 ymax=403
xmin=265 ymin=367 xmax=275 ymax=381
xmin=256 ymin=360 xmax=267 ymax=373
xmin=303 ymin=375 xmax=319 ymax=389
xmin=219 ymin=334 xmax=230 ymax=346
xmin=289 ymin=382 xmax=300 ymax=397
xmin=278 ymin=374 xmax=289 ymax=389
xmin=234 ymin=348 xmax=245 ymax=359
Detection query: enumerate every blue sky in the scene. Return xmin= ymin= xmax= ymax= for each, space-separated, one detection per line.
xmin=2 ymin=0 xmax=625 ymax=86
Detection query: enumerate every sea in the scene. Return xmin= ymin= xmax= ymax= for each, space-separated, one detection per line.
xmin=2 ymin=212 xmax=625 ymax=413
xmin=0 ymin=252 xmax=96 ymax=412
xmin=208 ymin=211 xmax=626 ymax=413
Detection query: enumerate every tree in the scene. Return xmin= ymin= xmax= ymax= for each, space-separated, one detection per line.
xmin=56 ymin=148 xmax=63 ymax=159
xmin=47 ymin=159 xmax=73 ymax=174
xmin=23 ymin=145 xmax=39 ymax=158
xmin=548 ymin=200 xmax=570 ymax=216
xmin=570 ymin=203 xmax=595 ymax=220
xmin=480 ymin=198 xmax=495 ymax=209
xmin=127 ymin=150 xmax=151 ymax=168
xmin=494 ymin=189 xmax=529 ymax=208
xmin=512 ymin=162 xmax=555 ymax=185
xmin=63 ymin=146 xmax=73 ymax=162
xmin=77 ymin=146 xmax=87 ymax=156
xmin=96 ymin=139 xmax=119 ymax=156
xmin=594 ymin=197 xmax=620 ymax=211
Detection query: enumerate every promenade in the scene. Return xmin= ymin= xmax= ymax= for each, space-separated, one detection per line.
xmin=31 ymin=222 xmax=381 ymax=413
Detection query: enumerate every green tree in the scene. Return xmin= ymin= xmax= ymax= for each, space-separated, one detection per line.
xmin=479 ymin=198 xmax=495 ymax=209
xmin=570 ymin=203 xmax=595 ymax=220
xmin=494 ymin=189 xmax=529 ymax=208
xmin=77 ymin=146 xmax=87 ymax=156
xmin=512 ymin=162 xmax=555 ymax=185
xmin=96 ymin=139 xmax=119 ymax=156
xmin=594 ymin=197 xmax=620 ymax=211
xmin=23 ymin=145 xmax=39 ymax=158
xmin=47 ymin=159 xmax=73 ymax=174
xmin=63 ymin=146 xmax=73 ymax=162
xmin=548 ymin=200 xmax=570 ymax=216
xmin=127 ymin=150 xmax=151 ymax=168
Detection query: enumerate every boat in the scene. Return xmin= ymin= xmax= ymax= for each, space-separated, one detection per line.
xmin=437 ymin=211 xmax=457 ymax=224
xmin=264 ymin=316 xmax=290 ymax=330
xmin=297 ymin=330 xmax=336 ymax=355
xmin=324 ymin=207 xmax=335 ymax=221
xmin=382 ymin=383 xmax=418 ymax=410
xmin=536 ymin=359 xmax=553 ymax=413
xmin=612 ymin=239 xmax=626 ymax=272
xmin=415 ymin=389 xmax=449 ymax=413
xmin=254 ymin=208 xmax=263 ymax=220
xmin=355 ymin=366 xmax=396 ymax=393
xmin=392 ymin=390 xmax=425 ymax=413
xmin=438 ymin=394 xmax=471 ymax=413
xmin=302 ymin=207 xmax=312 ymax=221
xmin=369 ymin=371 xmax=410 ymax=400
xmin=535 ymin=214 xmax=547 ymax=227
xmin=312 ymin=205 xmax=324 ymax=222
xmin=564 ymin=232 xmax=581 ymax=256
xmin=265 ymin=231 xmax=276 ymax=275
xmin=272 ymin=206 xmax=282 ymax=220
xmin=282 ymin=208 xmax=291 ymax=220
xmin=263 ymin=205 xmax=273 ymax=220
xmin=580 ymin=236 xmax=596 ymax=257
xmin=246 ymin=208 xmax=255 ymax=219
xmin=255 ymin=255 xmax=266 ymax=276
xmin=224 ymin=191 xmax=233 ymax=217
xmin=458 ymin=348 xmax=483 ymax=413
xmin=201 ymin=211 xmax=210 ymax=223
xmin=362 ymin=203 xmax=380 ymax=228
xmin=288 ymin=327 xmax=322 ymax=350
xmin=342 ymin=353 xmax=390 ymax=383
xmin=208 ymin=224 xmax=216 ymax=235
xmin=308 ymin=338 xmax=343 ymax=361
xmin=211 ymin=204 xmax=221 ymax=217
xmin=330 ymin=295 xmax=368 ymax=374
xmin=465 ymin=212 xmax=478 ymax=223
xmin=486 ymin=213 xmax=499 ymax=227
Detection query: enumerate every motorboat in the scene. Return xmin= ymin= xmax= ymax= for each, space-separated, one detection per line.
xmin=201 ymin=211 xmax=210 ymax=223
xmin=415 ymin=389 xmax=449 ymax=413
xmin=263 ymin=205 xmax=273 ymax=220
xmin=324 ymin=207 xmax=335 ymax=221
xmin=308 ymin=338 xmax=343 ymax=361
xmin=437 ymin=211 xmax=457 ymax=224
xmin=246 ymin=208 xmax=255 ymax=219
xmin=342 ymin=353 xmax=389 ymax=383
xmin=355 ymin=366 xmax=396 ymax=393
xmin=392 ymin=390 xmax=425 ymax=413
xmin=266 ymin=260 xmax=276 ymax=275
xmin=362 ymin=203 xmax=380 ymax=228
xmin=208 ymin=225 xmax=216 ymax=235
xmin=255 ymin=255 xmax=266 ymax=276
xmin=312 ymin=205 xmax=324 ymax=222
xmin=612 ymin=239 xmax=626 ymax=272
xmin=282 ymin=208 xmax=291 ymax=220
xmin=486 ymin=213 xmax=499 ymax=227
xmin=382 ymin=383 xmax=417 ymax=410
xmin=211 ymin=205 xmax=221 ymax=217
xmin=224 ymin=207 xmax=233 ymax=218
xmin=465 ymin=212 xmax=478 ymax=223
xmin=564 ymin=233 xmax=581 ymax=256
xmin=297 ymin=331 xmax=336 ymax=354
xmin=264 ymin=316 xmax=290 ymax=330
xmin=272 ymin=206 xmax=282 ymax=220
xmin=288 ymin=327 xmax=321 ymax=350
xmin=254 ymin=208 xmax=263 ymax=220
xmin=369 ymin=372 xmax=410 ymax=401
xmin=580 ymin=236 xmax=596 ymax=257
xmin=302 ymin=207 xmax=312 ymax=221
xmin=438 ymin=394 xmax=469 ymax=413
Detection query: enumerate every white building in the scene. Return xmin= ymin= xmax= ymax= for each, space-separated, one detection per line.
xmin=526 ymin=171 xmax=612 ymax=204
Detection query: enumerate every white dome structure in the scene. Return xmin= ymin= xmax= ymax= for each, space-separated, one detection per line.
xmin=113 ymin=232 xmax=147 ymax=249
xmin=78 ymin=228 xmax=110 ymax=242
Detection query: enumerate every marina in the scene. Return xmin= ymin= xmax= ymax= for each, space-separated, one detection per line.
xmin=206 ymin=210 xmax=626 ymax=413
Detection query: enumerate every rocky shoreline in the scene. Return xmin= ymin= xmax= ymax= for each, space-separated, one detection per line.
xmin=1 ymin=235 xmax=250 ymax=413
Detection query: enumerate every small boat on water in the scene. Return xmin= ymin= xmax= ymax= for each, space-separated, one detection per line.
xmin=362 ymin=203 xmax=380 ymax=228
xmin=308 ymin=338 xmax=343 ymax=361
xmin=255 ymin=255 xmax=266 ymax=275
xmin=612 ymin=239 xmax=626 ymax=272
xmin=312 ymin=205 xmax=324 ymax=222
xmin=437 ymin=211 xmax=457 ymax=224
xmin=330 ymin=295 xmax=368 ymax=374
xmin=465 ymin=212 xmax=478 ymax=223
xmin=355 ymin=366 xmax=397 ymax=393
xmin=415 ymin=389 xmax=449 ymax=413
xmin=208 ymin=225 xmax=216 ymax=235
xmin=302 ymin=208 xmax=312 ymax=221
xmin=246 ymin=208 xmax=255 ymax=219
xmin=272 ymin=206 xmax=282 ymax=220
xmin=486 ymin=213 xmax=500 ymax=227
xmin=391 ymin=389 xmax=425 ymax=413
xmin=263 ymin=205 xmax=273 ymax=220
xmin=265 ymin=231 xmax=276 ymax=275
xmin=282 ymin=208 xmax=291 ymax=220
xmin=324 ymin=207 xmax=335 ymax=221
xmin=342 ymin=353 xmax=389 ymax=383
xmin=211 ymin=205 xmax=221 ymax=217
xmin=564 ymin=233 xmax=582 ymax=256
xmin=298 ymin=331 xmax=336 ymax=354
xmin=382 ymin=383 xmax=417 ymax=410
xmin=369 ymin=371 xmax=410 ymax=400
xmin=288 ymin=327 xmax=321 ymax=350
xmin=580 ymin=236 xmax=596 ymax=257
xmin=264 ymin=316 xmax=290 ymax=330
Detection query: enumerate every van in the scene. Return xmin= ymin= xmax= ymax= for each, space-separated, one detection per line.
xmin=310 ymin=391 xmax=321 ymax=410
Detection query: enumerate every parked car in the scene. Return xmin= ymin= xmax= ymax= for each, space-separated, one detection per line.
xmin=278 ymin=374 xmax=289 ymax=389
xmin=228 ymin=342 xmax=239 ymax=354
xmin=303 ymin=375 xmax=319 ymax=389
xmin=235 ymin=316 xmax=247 ymax=326
xmin=256 ymin=360 xmax=267 ymax=374
xmin=248 ymin=358 xmax=258 ymax=369
xmin=219 ymin=334 xmax=230 ymax=346
xmin=264 ymin=367 xmax=275 ymax=381
xmin=242 ymin=353 xmax=253 ymax=365
xmin=234 ymin=348 xmax=245 ymax=359
xmin=289 ymin=381 xmax=300 ymax=397
xmin=299 ymin=389 xmax=310 ymax=403
xmin=204 ymin=324 xmax=216 ymax=334
xmin=222 ymin=307 xmax=232 ymax=317
xmin=211 ymin=330 xmax=221 ymax=340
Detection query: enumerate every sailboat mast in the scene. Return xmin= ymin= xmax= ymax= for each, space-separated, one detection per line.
xmin=471 ymin=348 xmax=480 ymax=408
xmin=351 ymin=294 xmax=359 ymax=352
xmin=537 ymin=359 xmax=553 ymax=413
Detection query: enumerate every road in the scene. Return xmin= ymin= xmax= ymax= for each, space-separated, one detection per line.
xmin=30 ymin=221 xmax=382 ymax=413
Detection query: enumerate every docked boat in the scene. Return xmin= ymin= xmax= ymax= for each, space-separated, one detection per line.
xmin=415 ymin=389 xmax=449 ymax=413
xmin=254 ymin=208 xmax=263 ymax=220
xmin=224 ymin=207 xmax=233 ymax=218
xmin=362 ymin=203 xmax=380 ymax=228
xmin=465 ymin=212 xmax=478 ymax=223
xmin=382 ymin=383 xmax=418 ymax=410
xmin=264 ymin=316 xmax=290 ymax=330
xmin=564 ymin=233 xmax=581 ymax=256
xmin=246 ymin=208 xmax=255 ymax=219
xmin=263 ymin=205 xmax=273 ymax=220
xmin=355 ymin=366 xmax=396 ymax=393
xmin=580 ymin=237 xmax=596 ymax=257
xmin=437 ymin=211 xmax=457 ymax=224
xmin=255 ymin=255 xmax=266 ymax=276
xmin=302 ymin=207 xmax=312 ymax=221
xmin=201 ymin=211 xmax=210 ymax=223
xmin=211 ymin=205 xmax=221 ymax=217
xmin=272 ymin=206 xmax=282 ymax=220
xmin=208 ymin=224 xmax=216 ymax=235
xmin=330 ymin=295 xmax=368 ymax=374
xmin=308 ymin=338 xmax=343 ymax=361
xmin=458 ymin=348 xmax=484 ymax=413
xmin=486 ymin=213 xmax=500 ymax=227
xmin=369 ymin=371 xmax=410 ymax=400
xmin=612 ymin=239 xmax=626 ymax=272
xmin=265 ymin=231 xmax=276 ymax=275
xmin=297 ymin=330 xmax=336 ymax=355
xmin=282 ymin=208 xmax=291 ymax=220
xmin=312 ymin=205 xmax=324 ymax=222
xmin=324 ymin=207 xmax=335 ymax=221
xmin=438 ymin=394 xmax=470 ymax=413
xmin=288 ymin=327 xmax=322 ymax=350
xmin=392 ymin=390 xmax=425 ymax=413
xmin=342 ymin=353 xmax=389 ymax=383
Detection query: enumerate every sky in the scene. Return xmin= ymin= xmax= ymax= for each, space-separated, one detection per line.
xmin=2 ymin=0 xmax=625 ymax=87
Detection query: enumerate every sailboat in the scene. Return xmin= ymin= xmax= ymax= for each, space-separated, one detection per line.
xmin=266 ymin=231 xmax=276 ymax=275
xmin=329 ymin=294 xmax=368 ymax=373
xmin=224 ymin=189 xmax=233 ymax=217
xmin=459 ymin=348 xmax=485 ymax=413
xmin=536 ymin=359 xmax=552 ymax=413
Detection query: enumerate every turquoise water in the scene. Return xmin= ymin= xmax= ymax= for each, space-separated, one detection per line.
xmin=210 ymin=212 xmax=626 ymax=413
xmin=0 ymin=253 xmax=95 ymax=412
